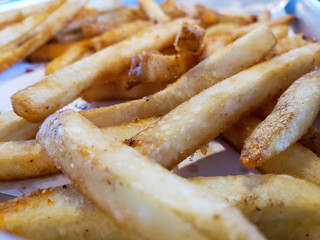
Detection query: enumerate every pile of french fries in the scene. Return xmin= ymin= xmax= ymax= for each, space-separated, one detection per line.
xmin=1 ymin=0 xmax=320 ymax=239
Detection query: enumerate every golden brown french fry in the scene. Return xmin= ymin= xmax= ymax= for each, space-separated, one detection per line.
xmin=129 ymin=52 xmax=196 ymax=84
xmin=174 ymin=22 xmax=205 ymax=55
xmin=0 ymin=0 xmax=87 ymax=73
xmin=37 ymin=109 xmax=265 ymax=240
xmin=0 ymin=185 xmax=139 ymax=240
xmin=126 ymin=44 xmax=320 ymax=169
xmin=240 ymin=70 xmax=320 ymax=168
xmin=0 ymin=12 xmax=48 ymax=49
xmin=28 ymin=42 xmax=74 ymax=62
xmin=0 ymin=0 xmax=62 ymax=25
xmin=83 ymin=79 xmax=169 ymax=101
xmin=0 ymin=118 xmax=157 ymax=181
xmin=205 ymin=23 xmax=239 ymax=38
xmin=0 ymin=111 xmax=39 ymax=141
xmin=80 ymin=25 xmax=276 ymax=128
xmin=11 ymin=18 xmax=188 ymax=123
xmin=191 ymin=174 xmax=320 ymax=240
xmin=96 ymin=7 xmax=146 ymax=23
xmin=82 ymin=21 xmax=118 ymax=37
xmin=160 ymin=0 xmax=187 ymax=18
xmin=218 ymin=12 xmax=257 ymax=25
xmin=194 ymin=4 xmax=219 ymax=27
xmin=222 ymin=114 xmax=320 ymax=186
xmin=53 ymin=31 xmax=85 ymax=43
xmin=138 ymin=0 xmax=171 ymax=22
xmin=270 ymin=24 xmax=289 ymax=39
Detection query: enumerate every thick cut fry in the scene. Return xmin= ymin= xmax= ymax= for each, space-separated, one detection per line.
xmin=160 ymin=0 xmax=187 ymax=18
xmin=82 ymin=22 xmax=118 ymax=37
xmin=0 ymin=185 xmax=139 ymax=240
xmin=222 ymin=115 xmax=320 ymax=186
xmin=240 ymin=70 xmax=320 ymax=168
xmin=80 ymin=25 xmax=276 ymax=127
xmin=174 ymin=22 xmax=205 ymax=55
xmin=28 ymin=42 xmax=74 ymax=62
xmin=129 ymin=52 xmax=196 ymax=84
xmin=126 ymin=44 xmax=320 ymax=169
xmin=11 ymin=18 xmax=188 ymax=123
xmin=0 ymin=140 xmax=58 ymax=180
xmin=0 ymin=12 xmax=48 ymax=49
xmin=0 ymin=111 xmax=39 ymax=141
xmin=138 ymin=0 xmax=171 ymax=22
xmin=37 ymin=110 xmax=264 ymax=240
xmin=194 ymin=4 xmax=219 ymax=27
xmin=0 ymin=0 xmax=61 ymax=24
xmin=0 ymin=0 xmax=87 ymax=73
xmin=192 ymin=174 xmax=320 ymax=240
xmin=83 ymin=80 xmax=169 ymax=102
xmin=0 ymin=118 xmax=157 ymax=181
xmin=200 ymin=35 xmax=234 ymax=60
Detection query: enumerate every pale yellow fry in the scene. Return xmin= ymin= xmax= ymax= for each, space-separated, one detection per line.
xmin=11 ymin=18 xmax=188 ymax=123
xmin=138 ymin=0 xmax=171 ymax=22
xmin=28 ymin=42 xmax=74 ymax=62
xmin=191 ymin=174 xmax=320 ymax=240
xmin=126 ymin=44 xmax=320 ymax=169
xmin=37 ymin=110 xmax=264 ymax=240
xmin=174 ymin=22 xmax=205 ymax=55
xmin=0 ymin=118 xmax=157 ymax=181
xmin=0 ymin=185 xmax=139 ymax=240
xmin=271 ymin=24 xmax=289 ymax=39
xmin=0 ymin=111 xmax=39 ymax=141
xmin=240 ymin=70 xmax=320 ymax=168
xmin=129 ymin=52 xmax=196 ymax=84
xmin=160 ymin=0 xmax=187 ymax=18
xmin=0 ymin=0 xmax=87 ymax=73
xmin=0 ymin=0 xmax=59 ymax=24
xmin=0 ymin=12 xmax=48 ymax=48
xmin=85 ymin=0 xmax=124 ymax=12
xmin=222 ymin=114 xmax=320 ymax=186
xmin=80 ymin=25 xmax=276 ymax=128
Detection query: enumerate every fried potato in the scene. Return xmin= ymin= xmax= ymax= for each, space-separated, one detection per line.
xmin=0 ymin=0 xmax=62 ymax=25
xmin=200 ymin=35 xmax=234 ymax=60
xmin=80 ymin=25 xmax=276 ymax=128
xmin=0 ymin=12 xmax=48 ymax=49
xmin=222 ymin=115 xmax=320 ymax=186
xmin=83 ymin=78 xmax=169 ymax=101
xmin=240 ymin=70 xmax=320 ymax=168
xmin=96 ymin=7 xmax=146 ymax=24
xmin=85 ymin=0 xmax=123 ymax=12
xmin=28 ymin=42 xmax=74 ymax=62
xmin=82 ymin=22 xmax=118 ymax=37
xmin=0 ymin=111 xmax=39 ymax=141
xmin=194 ymin=4 xmax=219 ymax=27
xmin=160 ymin=0 xmax=187 ymax=18
xmin=0 ymin=118 xmax=157 ymax=181
xmin=126 ymin=44 xmax=320 ymax=169
xmin=129 ymin=52 xmax=196 ymax=85
xmin=174 ymin=22 xmax=205 ymax=55
xmin=191 ymin=174 xmax=320 ymax=240
xmin=11 ymin=18 xmax=188 ymax=123
xmin=37 ymin=109 xmax=264 ymax=240
xmin=257 ymin=10 xmax=271 ymax=22
xmin=138 ymin=0 xmax=171 ymax=22
xmin=0 ymin=0 xmax=87 ymax=73
xmin=0 ymin=185 xmax=139 ymax=240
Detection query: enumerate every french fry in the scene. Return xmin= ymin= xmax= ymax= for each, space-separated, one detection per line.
xmin=0 ymin=185 xmax=139 ymax=240
xmin=83 ymin=79 xmax=169 ymax=102
xmin=174 ymin=22 xmax=205 ymax=55
xmin=0 ymin=118 xmax=157 ymax=181
xmin=0 ymin=12 xmax=48 ymax=49
xmin=0 ymin=0 xmax=87 ymax=73
xmin=222 ymin=115 xmax=320 ymax=185
xmin=53 ymin=31 xmax=85 ymax=43
xmin=0 ymin=0 xmax=62 ymax=25
xmin=85 ymin=0 xmax=124 ymax=12
xmin=240 ymin=70 xmax=320 ymax=168
xmin=192 ymin=174 xmax=320 ymax=240
xmin=194 ymin=4 xmax=219 ymax=27
xmin=160 ymin=0 xmax=187 ymax=18
xmin=257 ymin=10 xmax=271 ymax=22
xmin=125 ymin=44 xmax=320 ymax=169
xmin=80 ymin=25 xmax=276 ymax=128
xmin=129 ymin=52 xmax=196 ymax=85
xmin=96 ymin=7 xmax=146 ymax=23
xmin=138 ymin=0 xmax=171 ymax=22
xmin=82 ymin=22 xmax=118 ymax=37
xmin=37 ymin=109 xmax=265 ymax=240
xmin=11 ymin=18 xmax=188 ymax=123
xmin=270 ymin=24 xmax=289 ymax=39
xmin=0 ymin=111 xmax=39 ymax=141
xmin=28 ymin=42 xmax=74 ymax=62
xmin=200 ymin=35 xmax=234 ymax=60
